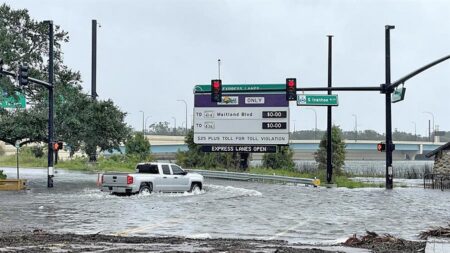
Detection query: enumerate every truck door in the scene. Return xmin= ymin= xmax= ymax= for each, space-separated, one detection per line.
xmin=160 ymin=164 xmax=174 ymax=192
xmin=171 ymin=164 xmax=190 ymax=191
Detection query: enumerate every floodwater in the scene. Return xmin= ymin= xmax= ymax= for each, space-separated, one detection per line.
xmin=1 ymin=167 xmax=449 ymax=244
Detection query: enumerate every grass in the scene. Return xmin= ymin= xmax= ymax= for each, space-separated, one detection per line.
xmin=249 ymin=167 xmax=382 ymax=188
xmin=0 ymin=151 xmax=380 ymax=188
xmin=0 ymin=151 xmax=137 ymax=173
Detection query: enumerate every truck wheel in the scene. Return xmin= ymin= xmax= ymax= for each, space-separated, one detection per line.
xmin=189 ymin=183 xmax=201 ymax=193
xmin=139 ymin=184 xmax=152 ymax=194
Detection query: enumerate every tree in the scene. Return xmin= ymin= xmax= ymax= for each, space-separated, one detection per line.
xmin=176 ymin=129 xmax=241 ymax=170
xmin=148 ymin=121 xmax=171 ymax=135
xmin=315 ymin=125 xmax=346 ymax=175
xmin=0 ymin=3 xmax=79 ymax=147
xmin=0 ymin=170 xmax=6 ymax=179
xmin=0 ymin=4 xmax=130 ymax=161
xmin=262 ymin=146 xmax=295 ymax=170
xmin=82 ymin=99 xmax=131 ymax=162
xmin=125 ymin=132 xmax=151 ymax=160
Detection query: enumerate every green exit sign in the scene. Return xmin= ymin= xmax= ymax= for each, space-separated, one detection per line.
xmin=1 ymin=91 xmax=26 ymax=109
xmin=297 ymin=94 xmax=339 ymax=106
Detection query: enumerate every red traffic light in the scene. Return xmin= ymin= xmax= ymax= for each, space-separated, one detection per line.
xmin=287 ymin=79 xmax=295 ymax=87
xmin=377 ymin=143 xmax=386 ymax=152
xmin=286 ymin=78 xmax=297 ymax=101
xmin=212 ymin=80 xmax=220 ymax=88
xmin=211 ymin=79 xmax=222 ymax=102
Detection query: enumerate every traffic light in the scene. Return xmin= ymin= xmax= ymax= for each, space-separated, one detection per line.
xmin=18 ymin=64 xmax=29 ymax=86
xmin=286 ymin=78 xmax=297 ymax=101
xmin=211 ymin=79 xmax=222 ymax=102
xmin=53 ymin=141 xmax=63 ymax=151
xmin=377 ymin=142 xmax=386 ymax=152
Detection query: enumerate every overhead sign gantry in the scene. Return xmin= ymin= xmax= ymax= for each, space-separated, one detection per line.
xmin=193 ymin=83 xmax=289 ymax=152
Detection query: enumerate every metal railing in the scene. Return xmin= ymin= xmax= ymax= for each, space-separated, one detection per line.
xmin=187 ymin=169 xmax=320 ymax=187
xmin=424 ymin=173 xmax=450 ymax=191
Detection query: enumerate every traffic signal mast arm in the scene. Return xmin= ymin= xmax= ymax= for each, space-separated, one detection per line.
xmin=388 ymin=55 xmax=450 ymax=91
xmin=0 ymin=68 xmax=53 ymax=89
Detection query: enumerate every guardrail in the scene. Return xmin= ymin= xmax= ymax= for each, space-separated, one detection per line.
xmin=0 ymin=179 xmax=27 ymax=191
xmin=187 ymin=169 xmax=320 ymax=187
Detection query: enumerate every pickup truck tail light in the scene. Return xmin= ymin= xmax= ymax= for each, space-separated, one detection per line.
xmin=127 ymin=175 xmax=134 ymax=185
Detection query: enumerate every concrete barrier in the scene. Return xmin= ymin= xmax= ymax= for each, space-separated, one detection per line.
xmin=0 ymin=179 xmax=27 ymax=191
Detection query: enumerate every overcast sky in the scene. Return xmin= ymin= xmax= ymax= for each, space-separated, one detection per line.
xmin=5 ymin=0 xmax=450 ymax=136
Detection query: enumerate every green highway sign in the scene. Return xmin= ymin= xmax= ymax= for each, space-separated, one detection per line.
xmin=194 ymin=84 xmax=285 ymax=93
xmin=392 ymin=87 xmax=406 ymax=103
xmin=297 ymin=94 xmax=339 ymax=106
xmin=1 ymin=91 xmax=26 ymax=109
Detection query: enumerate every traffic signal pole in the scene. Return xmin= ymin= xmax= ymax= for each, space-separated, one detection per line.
xmin=47 ymin=20 xmax=55 ymax=188
xmin=384 ymin=25 xmax=394 ymax=189
xmin=326 ymin=35 xmax=333 ymax=184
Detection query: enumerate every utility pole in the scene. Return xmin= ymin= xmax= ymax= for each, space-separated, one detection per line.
xmin=46 ymin=21 xmax=55 ymax=188
xmin=91 ymin=19 xmax=97 ymax=100
xmin=326 ymin=35 xmax=333 ymax=184
xmin=384 ymin=25 xmax=395 ymax=189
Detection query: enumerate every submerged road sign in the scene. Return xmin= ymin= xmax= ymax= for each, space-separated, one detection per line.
xmin=194 ymin=85 xmax=289 ymax=145
xmin=297 ymin=94 xmax=338 ymax=106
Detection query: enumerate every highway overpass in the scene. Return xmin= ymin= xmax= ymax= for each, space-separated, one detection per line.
xmin=1 ymin=136 xmax=442 ymax=161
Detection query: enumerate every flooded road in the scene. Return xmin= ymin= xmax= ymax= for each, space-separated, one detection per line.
xmin=1 ymin=167 xmax=449 ymax=244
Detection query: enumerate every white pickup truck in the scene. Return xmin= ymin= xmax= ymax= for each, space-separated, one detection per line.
xmin=101 ymin=162 xmax=204 ymax=195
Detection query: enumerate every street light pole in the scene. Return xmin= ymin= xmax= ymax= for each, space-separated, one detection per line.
xmin=423 ymin=111 xmax=435 ymax=142
xmin=305 ymin=108 xmax=317 ymax=140
xmin=177 ymin=99 xmax=188 ymax=135
xmin=411 ymin=121 xmax=417 ymax=141
xmin=352 ymin=114 xmax=358 ymax=142
xmin=218 ymin=59 xmax=221 ymax=79
xmin=139 ymin=111 xmax=144 ymax=134
xmin=145 ymin=116 xmax=151 ymax=134
xmin=171 ymin=117 xmax=177 ymax=135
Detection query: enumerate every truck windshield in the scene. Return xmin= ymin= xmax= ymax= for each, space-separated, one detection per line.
xmin=137 ymin=164 xmax=159 ymax=174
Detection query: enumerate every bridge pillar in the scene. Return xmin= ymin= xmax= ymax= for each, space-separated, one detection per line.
xmin=419 ymin=144 xmax=424 ymax=155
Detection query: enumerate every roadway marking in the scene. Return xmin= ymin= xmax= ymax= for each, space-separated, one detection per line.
xmin=268 ymin=222 xmax=304 ymax=240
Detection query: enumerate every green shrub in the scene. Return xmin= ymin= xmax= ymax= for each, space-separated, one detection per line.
xmin=30 ymin=145 xmax=45 ymax=158
xmin=262 ymin=146 xmax=295 ymax=170
xmin=315 ymin=125 xmax=346 ymax=175
xmin=0 ymin=170 xmax=6 ymax=179
xmin=125 ymin=132 xmax=152 ymax=161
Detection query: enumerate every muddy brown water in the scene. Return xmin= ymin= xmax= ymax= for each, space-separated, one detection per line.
xmin=0 ymin=167 xmax=449 ymax=245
